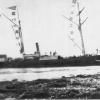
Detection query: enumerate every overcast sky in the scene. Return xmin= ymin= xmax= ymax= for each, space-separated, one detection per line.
xmin=0 ymin=0 xmax=99 ymax=57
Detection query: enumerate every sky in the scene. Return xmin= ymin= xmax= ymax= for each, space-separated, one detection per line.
xmin=0 ymin=0 xmax=99 ymax=58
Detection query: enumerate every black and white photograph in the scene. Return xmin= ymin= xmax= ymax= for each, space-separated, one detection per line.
xmin=0 ymin=0 xmax=100 ymax=99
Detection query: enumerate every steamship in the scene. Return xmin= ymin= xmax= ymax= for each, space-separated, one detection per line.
xmin=0 ymin=0 xmax=100 ymax=68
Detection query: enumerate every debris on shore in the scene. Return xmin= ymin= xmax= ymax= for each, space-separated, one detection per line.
xmin=1 ymin=74 xmax=100 ymax=99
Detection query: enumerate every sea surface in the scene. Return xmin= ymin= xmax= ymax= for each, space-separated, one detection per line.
xmin=0 ymin=66 xmax=100 ymax=81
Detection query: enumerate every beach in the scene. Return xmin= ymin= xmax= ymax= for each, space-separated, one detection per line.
xmin=0 ymin=74 xmax=100 ymax=99
xmin=0 ymin=66 xmax=100 ymax=99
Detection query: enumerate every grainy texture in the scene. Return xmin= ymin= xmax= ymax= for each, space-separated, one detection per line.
xmin=1 ymin=74 xmax=100 ymax=99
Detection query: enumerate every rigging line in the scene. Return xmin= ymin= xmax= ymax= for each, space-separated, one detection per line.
xmin=11 ymin=25 xmax=19 ymax=39
xmin=2 ymin=13 xmax=19 ymax=27
xmin=82 ymin=17 xmax=88 ymax=25
xmin=16 ymin=6 xmax=20 ymax=21
xmin=62 ymin=15 xmax=78 ymax=26
xmin=11 ymin=25 xmax=15 ymax=32
xmin=68 ymin=35 xmax=82 ymax=51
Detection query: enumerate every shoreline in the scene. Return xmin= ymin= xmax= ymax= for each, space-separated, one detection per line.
xmin=0 ymin=74 xmax=100 ymax=99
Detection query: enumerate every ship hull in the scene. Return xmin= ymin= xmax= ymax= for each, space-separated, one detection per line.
xmin=0 ymin=55 xmax=100 ymax=68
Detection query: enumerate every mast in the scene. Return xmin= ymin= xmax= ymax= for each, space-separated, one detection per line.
xmin=16 ymin=6 xmax=25 ymax=55
xmin=63 ymin=0 xmax=88 ymax=56
xmin=2 ymin=6 xmax=25 ymax=56
xmin=77 ymin=2 xmax=87 ymax=55
xmin=18 ymin=20 xmax=25 ymax=55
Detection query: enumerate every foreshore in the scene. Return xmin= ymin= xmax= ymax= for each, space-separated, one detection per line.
xmin=1 ymin=74 xmax=100 ymax=99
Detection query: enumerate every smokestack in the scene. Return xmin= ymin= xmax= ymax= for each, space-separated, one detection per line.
xmin=36 ymin=42 xmax=40 ymax=56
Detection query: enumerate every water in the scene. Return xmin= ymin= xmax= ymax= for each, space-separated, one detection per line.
xmin=0 ymin=66 xmax=100 ymax=81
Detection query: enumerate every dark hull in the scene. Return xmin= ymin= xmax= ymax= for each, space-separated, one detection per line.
xmin=0 ymin=55 xmax=100 ymax=68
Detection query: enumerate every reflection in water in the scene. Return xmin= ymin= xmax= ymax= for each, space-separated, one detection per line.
xmin=0 ymin=66 xmax=100 ymax=81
